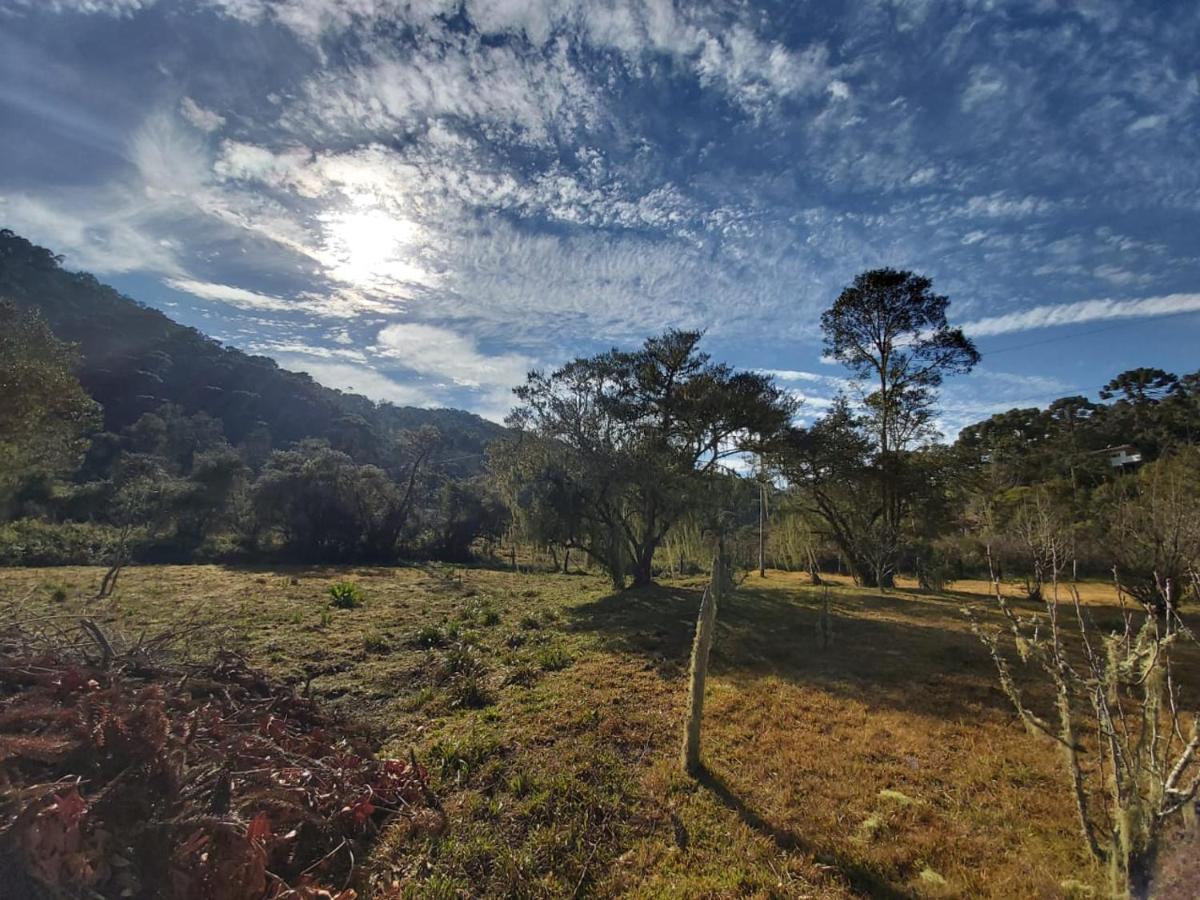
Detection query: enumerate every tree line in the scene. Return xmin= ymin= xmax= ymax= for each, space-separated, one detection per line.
xmin=2 ymin=234 xmax=1198 ymax=601
xmin=0 ymin=303 xmax=507 ymax=567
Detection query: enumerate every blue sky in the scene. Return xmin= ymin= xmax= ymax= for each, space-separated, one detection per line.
xmin=1 ymin=0 xmax=1198 ymax=432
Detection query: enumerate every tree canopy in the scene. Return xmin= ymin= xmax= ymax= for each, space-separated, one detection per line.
xmin=499 ymin=330 xmax=795 ymax=587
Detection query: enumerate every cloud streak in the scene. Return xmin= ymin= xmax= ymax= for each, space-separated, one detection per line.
xmin=964 ymin=293 xmax=1200 ymax=338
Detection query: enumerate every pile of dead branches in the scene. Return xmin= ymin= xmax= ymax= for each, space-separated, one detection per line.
xmin=0 ymin=619 xmax=440 ymax=899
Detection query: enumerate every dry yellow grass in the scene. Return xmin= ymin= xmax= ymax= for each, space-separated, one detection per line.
xmin=3 ymin=564 xmax=1195 ymax=897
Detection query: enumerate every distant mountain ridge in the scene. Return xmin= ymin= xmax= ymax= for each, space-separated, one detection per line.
xmin=0 ymin=229 xmax=506 ymax=471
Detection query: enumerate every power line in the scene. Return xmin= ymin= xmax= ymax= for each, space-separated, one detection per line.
xmin=978 ymin=317 xmax=1154 ymax=356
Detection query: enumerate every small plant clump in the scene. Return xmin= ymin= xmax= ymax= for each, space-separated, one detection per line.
xmin=412 ymin=623 xmax=447 ymax=649
xmin=363 ymin=630 xmax=392 ymax=653
xmin=440 ymin=644 xmax=484 ymax=680
xmin=447 ymin=673 xmax=492 ymax=709
xmin=535 ymin=645 xmax=573 ymax=671
xmin=328 ymin=580 xmax=364 ymax=609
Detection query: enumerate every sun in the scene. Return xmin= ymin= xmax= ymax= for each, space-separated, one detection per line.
xmin=320 ymin=207 xmax=432 ymax=291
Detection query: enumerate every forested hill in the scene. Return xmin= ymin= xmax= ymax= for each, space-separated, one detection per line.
xmin=0 ymin=229 xmax=505 ymax=471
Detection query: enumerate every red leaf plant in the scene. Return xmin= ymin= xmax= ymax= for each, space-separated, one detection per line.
xmin=0 ymin=628 xmax=437 ymax=899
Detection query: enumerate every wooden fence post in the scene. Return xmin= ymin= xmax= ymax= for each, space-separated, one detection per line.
xmin=682 ymin=554 xmax=723 ymax=775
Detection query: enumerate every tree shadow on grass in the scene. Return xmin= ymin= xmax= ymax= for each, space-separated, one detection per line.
xmin=567 ymin=580 xmax=1022 ymax=722
xmin=695 ymin=764 xmax=914 ymax=899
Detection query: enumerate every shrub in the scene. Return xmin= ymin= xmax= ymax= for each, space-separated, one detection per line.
xmin=328 ymin=581 xmax=364 ymax=609
xmin=535 ymin=645 xmax=572 ymax=671
xmin=0 ymin=519 xmax=123 ymax=566
xmin=440 ymin=644 xmax=484 ymax=680
xmin=411 ymin=624 xmax=447 ymax=649
xmin=917 ymin=556 xmax=956 ymax=593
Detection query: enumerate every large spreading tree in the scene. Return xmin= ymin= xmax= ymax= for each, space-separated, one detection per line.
xmin=498 ymin=330 xmax=794 ymax=588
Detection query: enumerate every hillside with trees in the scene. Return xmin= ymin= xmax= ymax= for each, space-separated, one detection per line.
xmin=0 ymin=230 xmax=503 ymax=469
xmin=0 ymin=230 xmax=508 ymax=568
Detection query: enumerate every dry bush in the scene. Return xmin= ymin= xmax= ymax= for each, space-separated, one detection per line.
xmin=0 ymin=616 xmax=440 ymax=899
xmin=969 ymin=570 xmax=1199 ymax=897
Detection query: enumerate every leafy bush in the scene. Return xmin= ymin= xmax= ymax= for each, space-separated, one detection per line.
xmin=916 ymin=551 xmax=956 ymax=593
xmin=328 ymin=580 xmax=364 ymax=609
xmin=0 ymin=519 xmax=123 ymax=566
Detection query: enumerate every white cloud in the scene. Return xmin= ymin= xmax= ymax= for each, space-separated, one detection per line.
xmin=9 ymin=0 xmax=157 ymax=13
xmin=272 ymin=355 xmax=435 ymax=406
xmin=373 ymin=322 xmax=531 ymax=390
xmin=0 ymin=189 xmax=182 ymax=274
xmin=294 ymin=33 xmax=602 ymax=147
xmin=963 ymin=293 xmax=1200 ymax=337
xmin=1127 ymin=113 xmax=1167 ymax=133
xmin=180 ymin=96 xmax=226 ymax=132
xmin=215 ymin=140 xmax=324 ymax=196
xmin=961 ymin=192 xmax=1054 ymax=219
xmin=960 ymin=64 xmax=1006 ymax=112
xmin=908 ymin=166 xmax=937 ymax=186
xmin=166 ymin=277 xmax=292 ymax=311
xmin=758 ymin=369 xmax=852 ymax=391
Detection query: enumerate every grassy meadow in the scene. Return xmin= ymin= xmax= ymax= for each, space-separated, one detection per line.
xmin=4 ymin=564 xmax=1196 ymax=898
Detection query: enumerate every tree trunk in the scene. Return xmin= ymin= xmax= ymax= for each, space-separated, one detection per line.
xmin=758 ymin=480 xmax=767 ymax=578
xmin=682 ymin=555 xmax=722 ymax=775
xmin=806 ymin=545 xmax=822 ymax=585
xmin=630 ymin=540 xmax=657 ymax=588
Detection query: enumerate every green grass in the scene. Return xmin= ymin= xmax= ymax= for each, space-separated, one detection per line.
xmin=5 ymin=564 xmax=1193 ymax=897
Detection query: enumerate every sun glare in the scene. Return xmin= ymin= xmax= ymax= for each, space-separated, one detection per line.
xmin=320 ymin=207 xmax=432 ymax=290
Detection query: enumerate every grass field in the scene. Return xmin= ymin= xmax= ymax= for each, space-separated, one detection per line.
xmin=3 ymin=564 xmax=1196 ymax=898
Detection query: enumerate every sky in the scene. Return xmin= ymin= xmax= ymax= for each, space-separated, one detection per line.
xmin=1 ymin=0 xmax=1198 ymax=433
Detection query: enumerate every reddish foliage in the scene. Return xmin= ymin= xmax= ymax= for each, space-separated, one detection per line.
xmin=0 ymin=630 xmax=436 ymax=899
